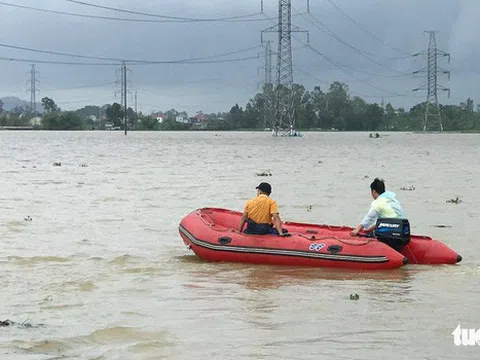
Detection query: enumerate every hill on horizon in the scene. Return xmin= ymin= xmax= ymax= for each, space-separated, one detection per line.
xmin=0 ymin=96 xmax=43 ymax=113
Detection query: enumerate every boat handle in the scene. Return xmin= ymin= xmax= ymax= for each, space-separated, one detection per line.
xmin=218 ymin=236 xmax=232 ymax=245
xmin=327 ymin=245 xmax=343 ymax=254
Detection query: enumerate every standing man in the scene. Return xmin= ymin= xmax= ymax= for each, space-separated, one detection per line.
xmin=238 ymin=182 xmax=286 ymax=236
xmin=350 ymin=178 xmax=406 ymax=236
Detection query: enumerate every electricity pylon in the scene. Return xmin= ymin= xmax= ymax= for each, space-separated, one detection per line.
xmin=413 ymin=31 xmax=450 ymax=131
xmin=261 ymin=0 xmax=309 ymax=136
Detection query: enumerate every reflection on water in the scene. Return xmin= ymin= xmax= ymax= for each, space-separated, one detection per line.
xmin=0 ymin=131 xmax=479 ymax=360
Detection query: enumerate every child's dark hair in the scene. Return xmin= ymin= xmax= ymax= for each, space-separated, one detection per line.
xmin=370 ymin=178 xmax=385 ymax=194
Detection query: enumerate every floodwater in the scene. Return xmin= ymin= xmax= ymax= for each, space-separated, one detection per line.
xmin=0 ymin=130 xmax=479 ymax=360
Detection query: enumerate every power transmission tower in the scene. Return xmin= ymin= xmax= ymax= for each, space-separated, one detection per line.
xmin=28 ymin=64 xmax=39 ymax=118
xmin=263 ymin=40 xmax=274 ymax=129
xmin=261 ymin=0 xmax=309 ymax=136
xmin=134 ymin=90 xmax=138 ymax=123
xmin=264 ymin=40 xmax=273 ymax=86
xmin=115 ymin=61 xmax=132 ymax=134
xmin=413 ymin=31 xmax=450 ymax=131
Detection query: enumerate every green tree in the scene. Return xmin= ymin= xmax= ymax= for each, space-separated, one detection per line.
xmin=346 ymin=96 xmax=367 ymax=130
xmin=41 ymin=97 xmax=59 ymax=113
xmin=226 ymin=104 xmax=244 ymax=128
xmin=365 ymin=103 xmax=384 ymax=130
xmin=42 ymin=111 xmax=84 ymax=130
xmin=105 ymin=103 xmax=124 ymax=127
xmin=137 ymin=115 xmax=159 ymax=130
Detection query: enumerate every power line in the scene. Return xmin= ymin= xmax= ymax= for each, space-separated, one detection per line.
xmin=303 ymin=42 xmax=407 ymax=96
xmin=295 ymin=66 xmax=423 ymax=99
xmin=41 ymin=82 xmax=116 ymax=91
xmin=325 ymin=0 xmax=412 ymax=56
xmin=297 ymin=8 xmax=410 ymax=76
xmin=65 ymin=0 xmax=264 ymax=22
xmin=0 ymin=42 xmax=262 ymax=64
xmin=0 ymin=56 xmax=119 ymax=66
xmin=0 ymin=1 xmax=272 ymax=23
xmin=0 ymin=54 xmax=260 ymax=66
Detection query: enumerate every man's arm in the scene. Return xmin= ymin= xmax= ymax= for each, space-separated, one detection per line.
xmin=238 ymin=210 xmax=248 ymax=232
xmin=271 ymin=213 xmax=284 ymax=235
xmin=269 ymin=201 xmax=285 ymax=235
xmin=350 ymin=208 xmax=378 ymax=236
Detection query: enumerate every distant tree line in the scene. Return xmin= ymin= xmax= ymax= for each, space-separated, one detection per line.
xmin=217 ymin=82 xmax=480 ymax=132
xmin=1 ymin=82 xmax=479 ymax=131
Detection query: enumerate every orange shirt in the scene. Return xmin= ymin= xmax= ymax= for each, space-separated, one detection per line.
xmin=244 ymin=194 xmax=279 ymax=224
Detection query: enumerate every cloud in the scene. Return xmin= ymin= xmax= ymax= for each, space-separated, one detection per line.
xmin=0 ymin=0 xmax=478 ymax=114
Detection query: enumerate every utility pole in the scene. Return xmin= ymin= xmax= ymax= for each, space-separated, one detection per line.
xmin=123 ymin=61 xmax=127 ymax=135
xmin=264 ymin=40 xmax=273 ymax=86
xmin=413 ymin=31 xmax=450 ymax=132
xmin=263 ymin=40 xmax=273 ymax=129
xmin=29 ymin=64 xmax=39 ymax=118
xmin=261 ymin=0 xmax=309 ymax=136
xmin=134 ymin=90 xmax=138 ymax=123
xmin=115 ymin=61 xmax=131 ymax=134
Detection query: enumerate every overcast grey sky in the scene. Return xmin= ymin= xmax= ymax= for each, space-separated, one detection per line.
xmin=1 ymin=0 xmax=479 ymax=115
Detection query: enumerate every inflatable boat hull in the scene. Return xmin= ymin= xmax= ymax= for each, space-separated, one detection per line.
xmin=179 ymin=208 xmax=409 ymax=270
xmin=178 ymin=208 xmax=461 ymax=269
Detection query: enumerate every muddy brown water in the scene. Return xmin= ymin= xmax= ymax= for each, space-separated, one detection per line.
xmin=0 ymin=131 xmax=479 ymax=359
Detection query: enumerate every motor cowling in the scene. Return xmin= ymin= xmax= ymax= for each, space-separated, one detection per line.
xmin=374 ymin=218 xmax=410 ymax=252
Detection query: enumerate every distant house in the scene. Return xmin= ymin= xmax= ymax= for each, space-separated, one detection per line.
xmin=175 ymin=111 xmax=189 ymax=123
xmin=151 ymin=112 xmax=164 ymax=123
xmin=29 ymin=116 xmax=42 ymax=126
xmin=190 ymin=112 xmax=209 ymax=130
xmin=195 ymin=112 xmax=208 ymax=122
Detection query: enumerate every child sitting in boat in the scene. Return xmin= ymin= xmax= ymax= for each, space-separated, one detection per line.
xmin=238 ymin=182 xmax=288 ymax=236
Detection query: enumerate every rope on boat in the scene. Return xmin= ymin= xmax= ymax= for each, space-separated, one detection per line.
xmin=297 ymin=234 xmax=371 ymax=245
xmin=195 ymin=211 xmax=371 ymax=245
xmin=196 ymin=211 xmax=233 ymax=232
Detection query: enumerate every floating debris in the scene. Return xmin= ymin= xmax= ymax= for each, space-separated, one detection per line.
xmin=79 ymin=164 xmax=88 ymax=167
xmin=446 ymin=197 xmax=462 ymax=204
xmin=256 ymin=171 xmax=272 ymax=177
xmin=24 ymin=215 xmax=32 ymax=221
xmin=431 ymin=225 xmax=452 ymax=228
xmin=0 ymin=319 xmax=43 ymax=328
xmin=53 ymin=162 xmax=61 ymax=167
xmin=350 ymin=293 xmax=360 ymax=300
xmin=363 ymin=175 xmax=370 ymax=179
xmin=400 ymin=185 xmax=415 ymax=191
xmin=306 ymin=205 xmax=313 ymax=212
xmin=318 ymin=160 xmax=323 ymax=164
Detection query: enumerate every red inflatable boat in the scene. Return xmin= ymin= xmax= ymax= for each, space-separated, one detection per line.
xmin=178 ymin=208 xmax=462 ymax=270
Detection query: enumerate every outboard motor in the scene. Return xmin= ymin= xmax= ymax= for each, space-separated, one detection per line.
xmin=374 ymin=218 xmax=410 ymax=252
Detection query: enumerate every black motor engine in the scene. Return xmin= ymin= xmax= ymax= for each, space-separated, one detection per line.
xmin=374 ymin=218 xmax=411 ymax=252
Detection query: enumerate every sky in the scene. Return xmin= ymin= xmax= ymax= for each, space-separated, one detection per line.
xmin=0 ymin=0 xmax=479 ymax=116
